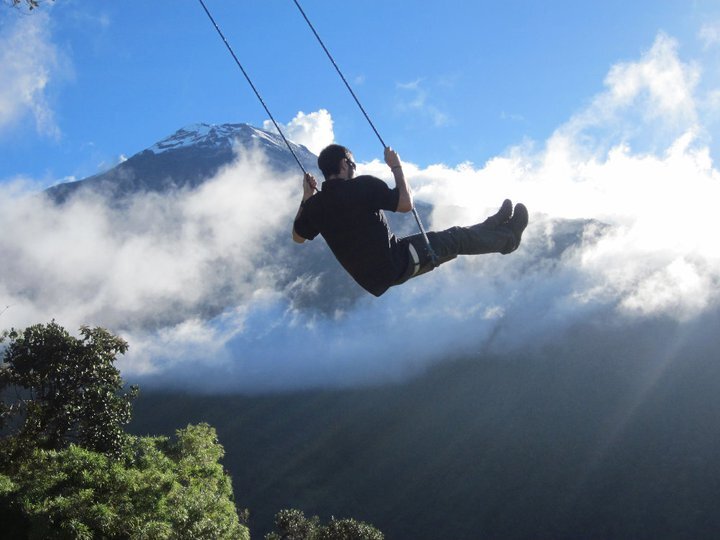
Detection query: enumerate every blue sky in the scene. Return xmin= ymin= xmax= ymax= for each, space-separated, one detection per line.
xmin=2 ymin=0 xmax=719 ymax=184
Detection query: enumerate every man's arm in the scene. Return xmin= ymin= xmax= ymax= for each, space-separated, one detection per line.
xmin=384 ymin=147 xmax=413 ymax=213
xmin=292 ymin=172 xmax=317 ymax=243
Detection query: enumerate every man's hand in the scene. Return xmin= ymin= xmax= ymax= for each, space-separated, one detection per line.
xmin=384 ymin=147 xmax=402 ymax=169
xmin=303 ymin=172 xmax=318 ymax=200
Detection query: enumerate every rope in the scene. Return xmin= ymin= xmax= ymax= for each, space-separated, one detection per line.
xmin=292 ymin=0 xmax=438 ymax=265
xmin=292 ymin=0 xmax=386 ymax=149
xmin=409 ymin=209 xmax=437 ymax=265
xmin=197 ymin=0 xmax=308 ymax=175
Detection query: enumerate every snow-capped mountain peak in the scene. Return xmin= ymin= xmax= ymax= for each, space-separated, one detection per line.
xmin=46 ymin=121 xmax=319 ymax=204
xmin=148 ymin=122 xmax=308 ymax=156
xmin=148 ymin=123 xmax=218 ymax=153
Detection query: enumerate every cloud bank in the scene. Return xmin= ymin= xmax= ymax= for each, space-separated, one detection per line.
xmin=0 ymin=149 xmax=297 ymax=331
xmin=1 ymin=33 xmax=719 ymax=392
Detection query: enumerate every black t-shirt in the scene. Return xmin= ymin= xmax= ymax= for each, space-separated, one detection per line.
xmin=294 ymin=175 xmax=408 ymax=296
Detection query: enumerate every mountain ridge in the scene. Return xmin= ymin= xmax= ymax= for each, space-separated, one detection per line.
xmin=129 ymin=307 xmax=720 ymax=539
xmin=45 ymin=122 xmax=319 ymax=204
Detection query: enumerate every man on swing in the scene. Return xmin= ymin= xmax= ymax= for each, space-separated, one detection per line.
xmin=292 ymin=144 xmax=528 ymax=297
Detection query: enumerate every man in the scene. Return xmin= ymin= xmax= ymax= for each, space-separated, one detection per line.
xmin=292 ymin=144 xmax=528 ymax=297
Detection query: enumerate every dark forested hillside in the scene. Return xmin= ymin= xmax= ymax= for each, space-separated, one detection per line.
xmin=129 ymin=310 xmax=720 ymax=539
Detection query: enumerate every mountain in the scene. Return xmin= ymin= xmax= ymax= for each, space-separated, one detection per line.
xmin=44 ymin=123 xmax=372 ymax=315
xmin=46 ymin=123 xmax=320 ymax=204
xmin=42 ymin=123 xmax=453 ymax=313
xmin=40 ymin=123 xmax=720 ymax=538
xmin=42 ymin=122 xmax=580 ymax=317
xmin=129 ymin=307 xmax=720 ymax=539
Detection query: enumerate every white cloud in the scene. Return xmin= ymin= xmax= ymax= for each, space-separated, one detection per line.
xmin=0 ymin=12 xmax=63 ymax=138
xmin=263 ymin=109 xmax=334 ymax=154
xmin=699 ymin=22 xmax=720 ymax=49
xmin=558 ymin=33 xmax=699 ymax=152
xmin=0 ymin=147 xmax=298 ymax=334
xmin=395 ymin=78 xmax=449 ymax=127
xmin=365 ymin=32 xmax=720 ymax=325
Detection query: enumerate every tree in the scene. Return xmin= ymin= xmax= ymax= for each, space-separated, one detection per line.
xmin=0 ymin=322 xmax=248 ymax=538
xmin=5 ymin=0 xmax=52 ymax=10
xmin=315 ymin=518 xmax=385 ymax=540
xmin=266 ymin=509 xmax=319 ymax=540
xmin=266 ymin=508 xmax=384 ymax=540
xmin=1 ymin=321 xmax=376 ymax=539
xmin=0 ymin=322 xmax=138 ymax=462
xmin=4 ymin=424 xmax=248 ymax=539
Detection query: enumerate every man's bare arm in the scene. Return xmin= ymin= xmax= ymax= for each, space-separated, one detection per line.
xmin=292 ymin=172 xmax=317 ymax=243
xmin=385 ymin=147 xmax=413 ymax=213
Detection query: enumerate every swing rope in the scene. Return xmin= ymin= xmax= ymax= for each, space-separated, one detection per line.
xmin=292 ymin=0 xmax=438 ymax=265
xmin=198 ymin=0 xmax=437 ymax=265
xmin=197 ymin=0 xmax=308 ymax=175
xmin=291 ymin=0 xmax=386 ymax=149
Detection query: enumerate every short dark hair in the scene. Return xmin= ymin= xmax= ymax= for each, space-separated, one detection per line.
xmin=318 ymin=144 xmax=350 ymax=179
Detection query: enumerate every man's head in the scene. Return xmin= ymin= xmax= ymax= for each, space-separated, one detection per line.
xmin=318 ymin=144 xmax=356 ymax=180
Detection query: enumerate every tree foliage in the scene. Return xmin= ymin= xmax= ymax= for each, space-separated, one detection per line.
xmin=6 ymin=0 xmax=52 ymax=10
xmin=0 ymin=322 xmax=138 ymax=462
xmin=1 ymin=321 xmax=379 ymax=539
xmin=0 ymin=322 xmax=248 ymax=538
xmin=266 ymin=508 xmax=384 ymax=540
xmin=4 ymin=424 xmax=248 ymax=539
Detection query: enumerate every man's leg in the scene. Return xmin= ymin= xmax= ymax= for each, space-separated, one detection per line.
xmin=400 ymin=201 xmax=528 ymax=281
xmin=429 ymin=200 xmax=526 ymax=255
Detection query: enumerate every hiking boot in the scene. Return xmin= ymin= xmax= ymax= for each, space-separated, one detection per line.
xmin=485 ymin=199 xmax=513 ymax=226
xmin=509 ymin=203 xmax=528 ymax=249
